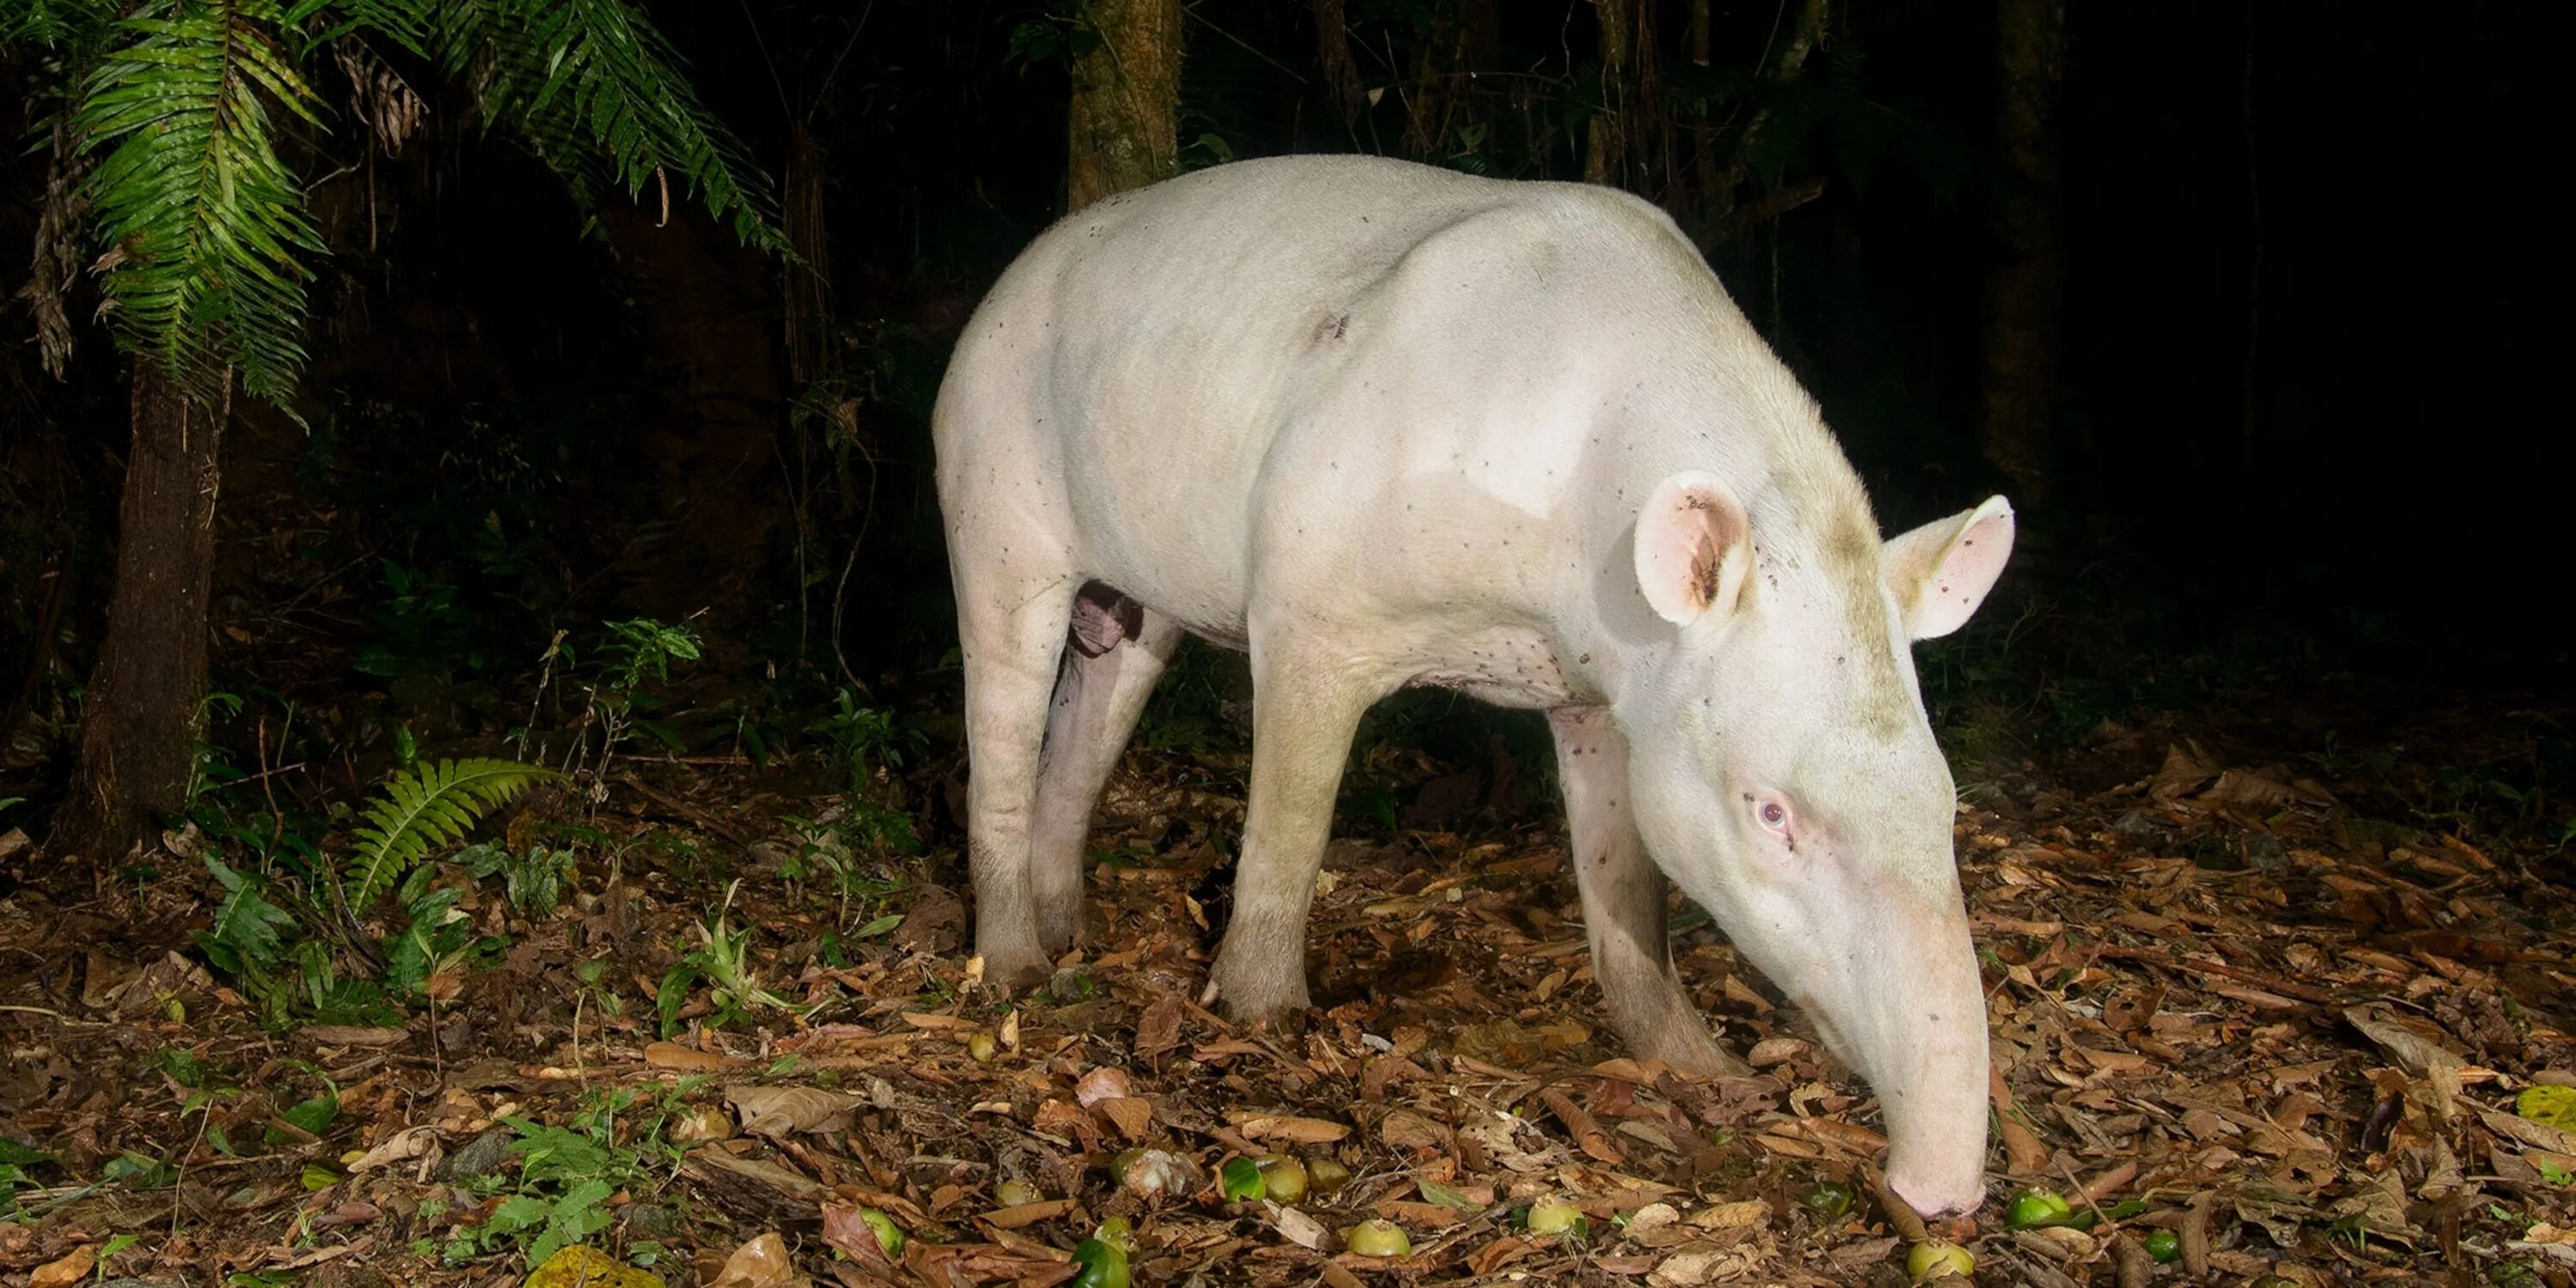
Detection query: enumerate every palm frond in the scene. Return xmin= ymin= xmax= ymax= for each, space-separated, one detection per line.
xmin=71 ymin=0 xmax=328 ymax=411
xmin=299 ymin=0 xmax=434 ymax=57
xmin=448 ymin=0 xmax=783 ymax=252
xmin=344 ymin=756 xmax=554 ymax=912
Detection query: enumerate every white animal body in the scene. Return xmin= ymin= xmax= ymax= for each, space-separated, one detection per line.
xmin=933 ymin=155 xmax=2015 ymax=1217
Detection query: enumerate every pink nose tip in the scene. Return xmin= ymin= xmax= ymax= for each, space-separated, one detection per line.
xmin=1888 ymin=1170 xmax=1986 ymax=1220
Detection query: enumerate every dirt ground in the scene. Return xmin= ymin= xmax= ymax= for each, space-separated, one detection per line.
xmin=3 ymin=684 xmax=2572 ymax=1288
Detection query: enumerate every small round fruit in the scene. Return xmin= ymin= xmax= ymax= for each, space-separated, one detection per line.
xmin=1305 ymin=1155 xmax=1352 ymax=1196
xmin=968 ymin=1031 xmax=999 ymax=1063
xmin=1346 ymin=1219 xmax=1412 ymax=1258
xmin=2142 ymin=1228 xmax=2181 ymax=1264
xmin=1525 ymin=1198 xmax=1588 ymax=1237
xmin=856 ymin=1207 xmax=905 ymax=1257
xmin=1069 ymin=1236 xmax=1129 ymax=1288
xmin=2517 ymin=1084 xmax=2576 ymax=1130
xmin=995 ymin=1179 xmax=1042 ymax=1206
xmin=1220 ymin=1156 xmax=1267 ymax=1201
xmin=1257 ymin=1155 xmax=1309 ymax=1203
xmin=1906 ymin=1238 xmax=1973 ymax=1279
xmin=2004 ymin=1188 xmax=2073 ymax=1230
xmin=1800 ymin=1181 xmax=1855 ymax=1222
xmin=1093 ymin=1215 xmax=1135 ymax=1252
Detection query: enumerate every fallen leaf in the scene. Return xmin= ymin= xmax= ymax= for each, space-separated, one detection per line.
xmin=728 ymin=1084 xmax=866 ymax=1139
xmin=708 ymin=1231 xmax=806 ymax=1288
xmin=28 ymin=1247 xmax=94 ymax=1288
xmin=1230 ymin=1112 xmax=1350 ymax=1143
xmin=646 ymin=1042 xmax=741 ymax=1072
xmin=524 ymin=1246 xmax=665 ymax=1288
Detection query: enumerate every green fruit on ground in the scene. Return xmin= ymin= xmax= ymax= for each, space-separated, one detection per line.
xmin=1093 ymin=1215 xmax=1135 ymax=1251
xmin=2143 ymin=1228 xmax=2181 ymax=1263
xmin=1069 ymin=1236 xmax=1129 ymax=1288
xmin=1306 ymin=1156 xmax=1352 ymax=1195
xmin=2518 ymin=1084 xmax=2576 ymax=1130
xmin=1525 ymin=1198 xmax=1588 ymax=1236
xmin=2004 ymin=1188 xmax=2073 ymax=1230
xmin=1257 ymin=1154 xmax=1309 ymax=1203
xmin=995 ymin=1179 xmax=1042 ymax=1206
xmin=857 ymin=1208 xmax=905 ymax=1257
xmin=1906 ymin=1239 xmax=1974 ymax=1279
xmin=1346 ymin=1218 xmax=1412 ymax=1258
xmin=1800 ymin=1181 xmax=1854 ymax=1221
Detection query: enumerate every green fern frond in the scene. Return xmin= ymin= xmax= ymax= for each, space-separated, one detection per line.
xmin=447 ymin=0 xmax=782 ymax=252
xmin=301 ymin=0 xmax=434 ymax=56
xmin=72 ymin=0 xmax=328 ymax=412
xmin=203 ymin=855 xmax=297 ymax=971
xmin=345 ymin=756 xmax=554 ymax=912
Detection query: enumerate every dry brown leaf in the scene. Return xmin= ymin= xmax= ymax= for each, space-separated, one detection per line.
xmin=647 ymin=1041 xmax=741 ymax=1072
xmin=1230 ymin=1111 xmax=1350 ymax=1143
xmin=2344 ymin=1003 xmax=2465 ymax=1121
xmin=728 ymin=1084 xmax=866 ymax=1139
xmin=708 ymin=1232 xmax=805 ymax=1288
xmin=27 ymin=1247 xmax=94 ymax=1288
xmin=1094 ymin=1095 xmax=1153 ymax=1140
xmin=1270 ymin=1200 xmax=1331 ymax=1249
xmin=1074 ymin=1066 xmax=1133 ymax=1107
xmin=979 ymin=1199 xmax=1073 ymax=1230
xmin=2148 ymin=742 xmax=2219 ymax=804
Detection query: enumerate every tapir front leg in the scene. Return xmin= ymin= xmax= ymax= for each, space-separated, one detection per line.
xmin=1548 ymin=707 xmax=1749 ymax=1076
xmin=1205 ymin=629 xmax=1381 ymax=1023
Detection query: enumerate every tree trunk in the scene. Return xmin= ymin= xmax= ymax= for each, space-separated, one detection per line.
xmin=1312 ymin=0 xmax=1364 ymax=136
xmin=48 ymin=361 xmax=228 ymax=865
xmin=1978 ymin=0 xmax=2065 ymax=504
xmin=1067 ymin=0 xmax=1184 ymax=212
xmin=1585 ymin=0 xmax=1634 ymax=185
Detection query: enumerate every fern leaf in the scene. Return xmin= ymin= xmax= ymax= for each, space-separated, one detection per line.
xmin=203 ymin=855 xmax=296 ymax=971
xmin=447 ymin=0 xmax=782 ymax=252
xmin=71 ymin=0 xmax=328 ymax=412
xmin=345 ymin=756 xmax=553 ymax=912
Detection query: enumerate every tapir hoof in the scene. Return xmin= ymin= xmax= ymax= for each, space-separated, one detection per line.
xmin=1205 ymin=956 xmax=1313 ymax=1027
xmin=1631 ymin=1025 xmax=1753 ymax=1078
xmin=977 ymin=945 xmax=1054 ymax=995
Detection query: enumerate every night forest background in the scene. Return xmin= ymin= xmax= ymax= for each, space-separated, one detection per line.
xmin=0 ymin=2 xmax=2568 ymax=1285
xmin=2 ymin=1 xmax=2556 ymax=826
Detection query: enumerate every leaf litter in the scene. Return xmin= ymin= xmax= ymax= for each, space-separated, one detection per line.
xmin=0 ymin=692 xmax=2570 ymax=1286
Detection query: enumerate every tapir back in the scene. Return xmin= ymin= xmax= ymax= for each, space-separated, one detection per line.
xmin=934 ymin=154 xmax=1732 ymax=644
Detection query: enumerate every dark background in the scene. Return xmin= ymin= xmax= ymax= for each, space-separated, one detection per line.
xmin=1 ymin=0 xmax=2560 ymax=815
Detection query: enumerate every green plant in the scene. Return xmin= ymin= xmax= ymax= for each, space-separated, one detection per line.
xmin=344 ymin=758 xmax=556 ymax=912
xmin=562 ymin=617 xmax=704 ymax=775
xmin=439 ymin=1086 xmax=696 ymax=1267
xmin=458 ymin=840 xmax=577 ymax=918
xmin=657 ymin=879 xmax=799 ymax=1036
xmin=195 ymin=757 xmax=547 ymax=1029
xmin=0 ymin=1139 xmax=51 ymax=1218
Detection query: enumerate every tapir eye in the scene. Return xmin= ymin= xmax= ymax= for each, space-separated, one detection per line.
xmin=1758 ymin=799 xmax=1790 ymax=831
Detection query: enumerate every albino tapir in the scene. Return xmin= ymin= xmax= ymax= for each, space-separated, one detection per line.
xmin=933 ymin=155 xmax=2013 ymax=1217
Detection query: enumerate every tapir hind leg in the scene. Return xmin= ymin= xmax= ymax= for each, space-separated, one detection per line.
xmin=944 ymin=493 xmax=1083 ymax=993
xmin=1548 ymin=707 xmax=1749 ymax=1076
xmin=1028 ymin=589 xmax=1184 ymax=953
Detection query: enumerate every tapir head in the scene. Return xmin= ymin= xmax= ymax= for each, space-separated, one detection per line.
xmin=1619 ymin=470 xmax=2014 ymax=1218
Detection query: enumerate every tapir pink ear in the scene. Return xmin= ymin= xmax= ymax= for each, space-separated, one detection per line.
xmin=1883 ymin=495 xmax=2015 ymax=641
xmin=1633 ymin=471 xmax=1752 ymax=626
